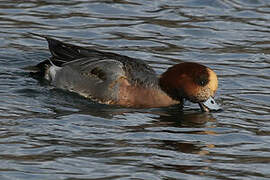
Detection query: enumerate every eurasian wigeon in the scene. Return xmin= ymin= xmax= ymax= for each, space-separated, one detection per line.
xmin=28 ymin=33 xmax=221 ymax=112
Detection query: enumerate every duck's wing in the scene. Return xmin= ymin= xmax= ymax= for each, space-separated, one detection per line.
xmin=61 ymin=56 xmax=126 ymax=82
xmin=51 ymin=57 xmax=126 ymax=103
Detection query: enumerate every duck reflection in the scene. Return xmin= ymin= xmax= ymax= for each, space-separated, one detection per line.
xmin=50 ymin=98 xmax=218 ymax=152
xmin=151 ymin=105 xmax=217 ymax=126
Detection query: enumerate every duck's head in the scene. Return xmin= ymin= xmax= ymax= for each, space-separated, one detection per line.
xmin=159 ymin=62 xmax=221 ymax=112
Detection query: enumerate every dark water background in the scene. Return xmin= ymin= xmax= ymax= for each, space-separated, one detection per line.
xmin=1 ymin=0 xmax=270 ymax=179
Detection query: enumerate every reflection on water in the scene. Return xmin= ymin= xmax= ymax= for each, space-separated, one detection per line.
xmin=1 ymin=0 xmax=270 ymax=179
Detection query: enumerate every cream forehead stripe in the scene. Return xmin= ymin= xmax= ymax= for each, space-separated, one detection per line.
xmin=207 ymin=68 xmax=218 ymax=93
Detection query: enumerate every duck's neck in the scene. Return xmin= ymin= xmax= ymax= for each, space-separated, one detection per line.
xmin=117 ymin=77 xmax=179 ymax=108
xmin=159 ymin=71 xmax=184 ymax=102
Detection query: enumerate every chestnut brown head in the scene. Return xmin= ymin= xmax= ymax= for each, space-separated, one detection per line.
xmin=159 ymin=62 xmax=221 ymax=112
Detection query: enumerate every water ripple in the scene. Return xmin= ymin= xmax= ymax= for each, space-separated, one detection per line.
xmin=0 ymin=0 xmax=270 ymax=179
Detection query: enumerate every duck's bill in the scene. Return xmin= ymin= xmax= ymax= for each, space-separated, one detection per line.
xmin=199 ymin=96 xmax=222 ymax=112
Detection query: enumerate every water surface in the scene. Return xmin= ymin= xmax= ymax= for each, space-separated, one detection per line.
xmin=0 ymin=0 xmax=270 ymax=179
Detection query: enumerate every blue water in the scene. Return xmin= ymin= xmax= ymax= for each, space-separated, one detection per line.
xmin=0 ymin=0 xmax=270 ymax=179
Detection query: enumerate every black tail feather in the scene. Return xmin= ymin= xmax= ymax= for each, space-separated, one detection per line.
xmin=29 ymin=33 xmax=86 ymax=61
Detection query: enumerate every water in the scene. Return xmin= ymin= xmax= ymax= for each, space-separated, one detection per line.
xmin=0 ymin=0 xmax=270 ymax=179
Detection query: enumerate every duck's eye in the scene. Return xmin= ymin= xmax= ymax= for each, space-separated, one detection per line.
xmin=195 ymin=74 xmax=209 ymax=86
xmin=195 ymin=76 xmax=208 ymax=86
xmin=200 ymin=80 xmax=207 ymax=86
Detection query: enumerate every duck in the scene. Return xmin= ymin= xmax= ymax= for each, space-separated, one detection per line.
xmin=27 ymin=33 xmax=221 ymax=112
